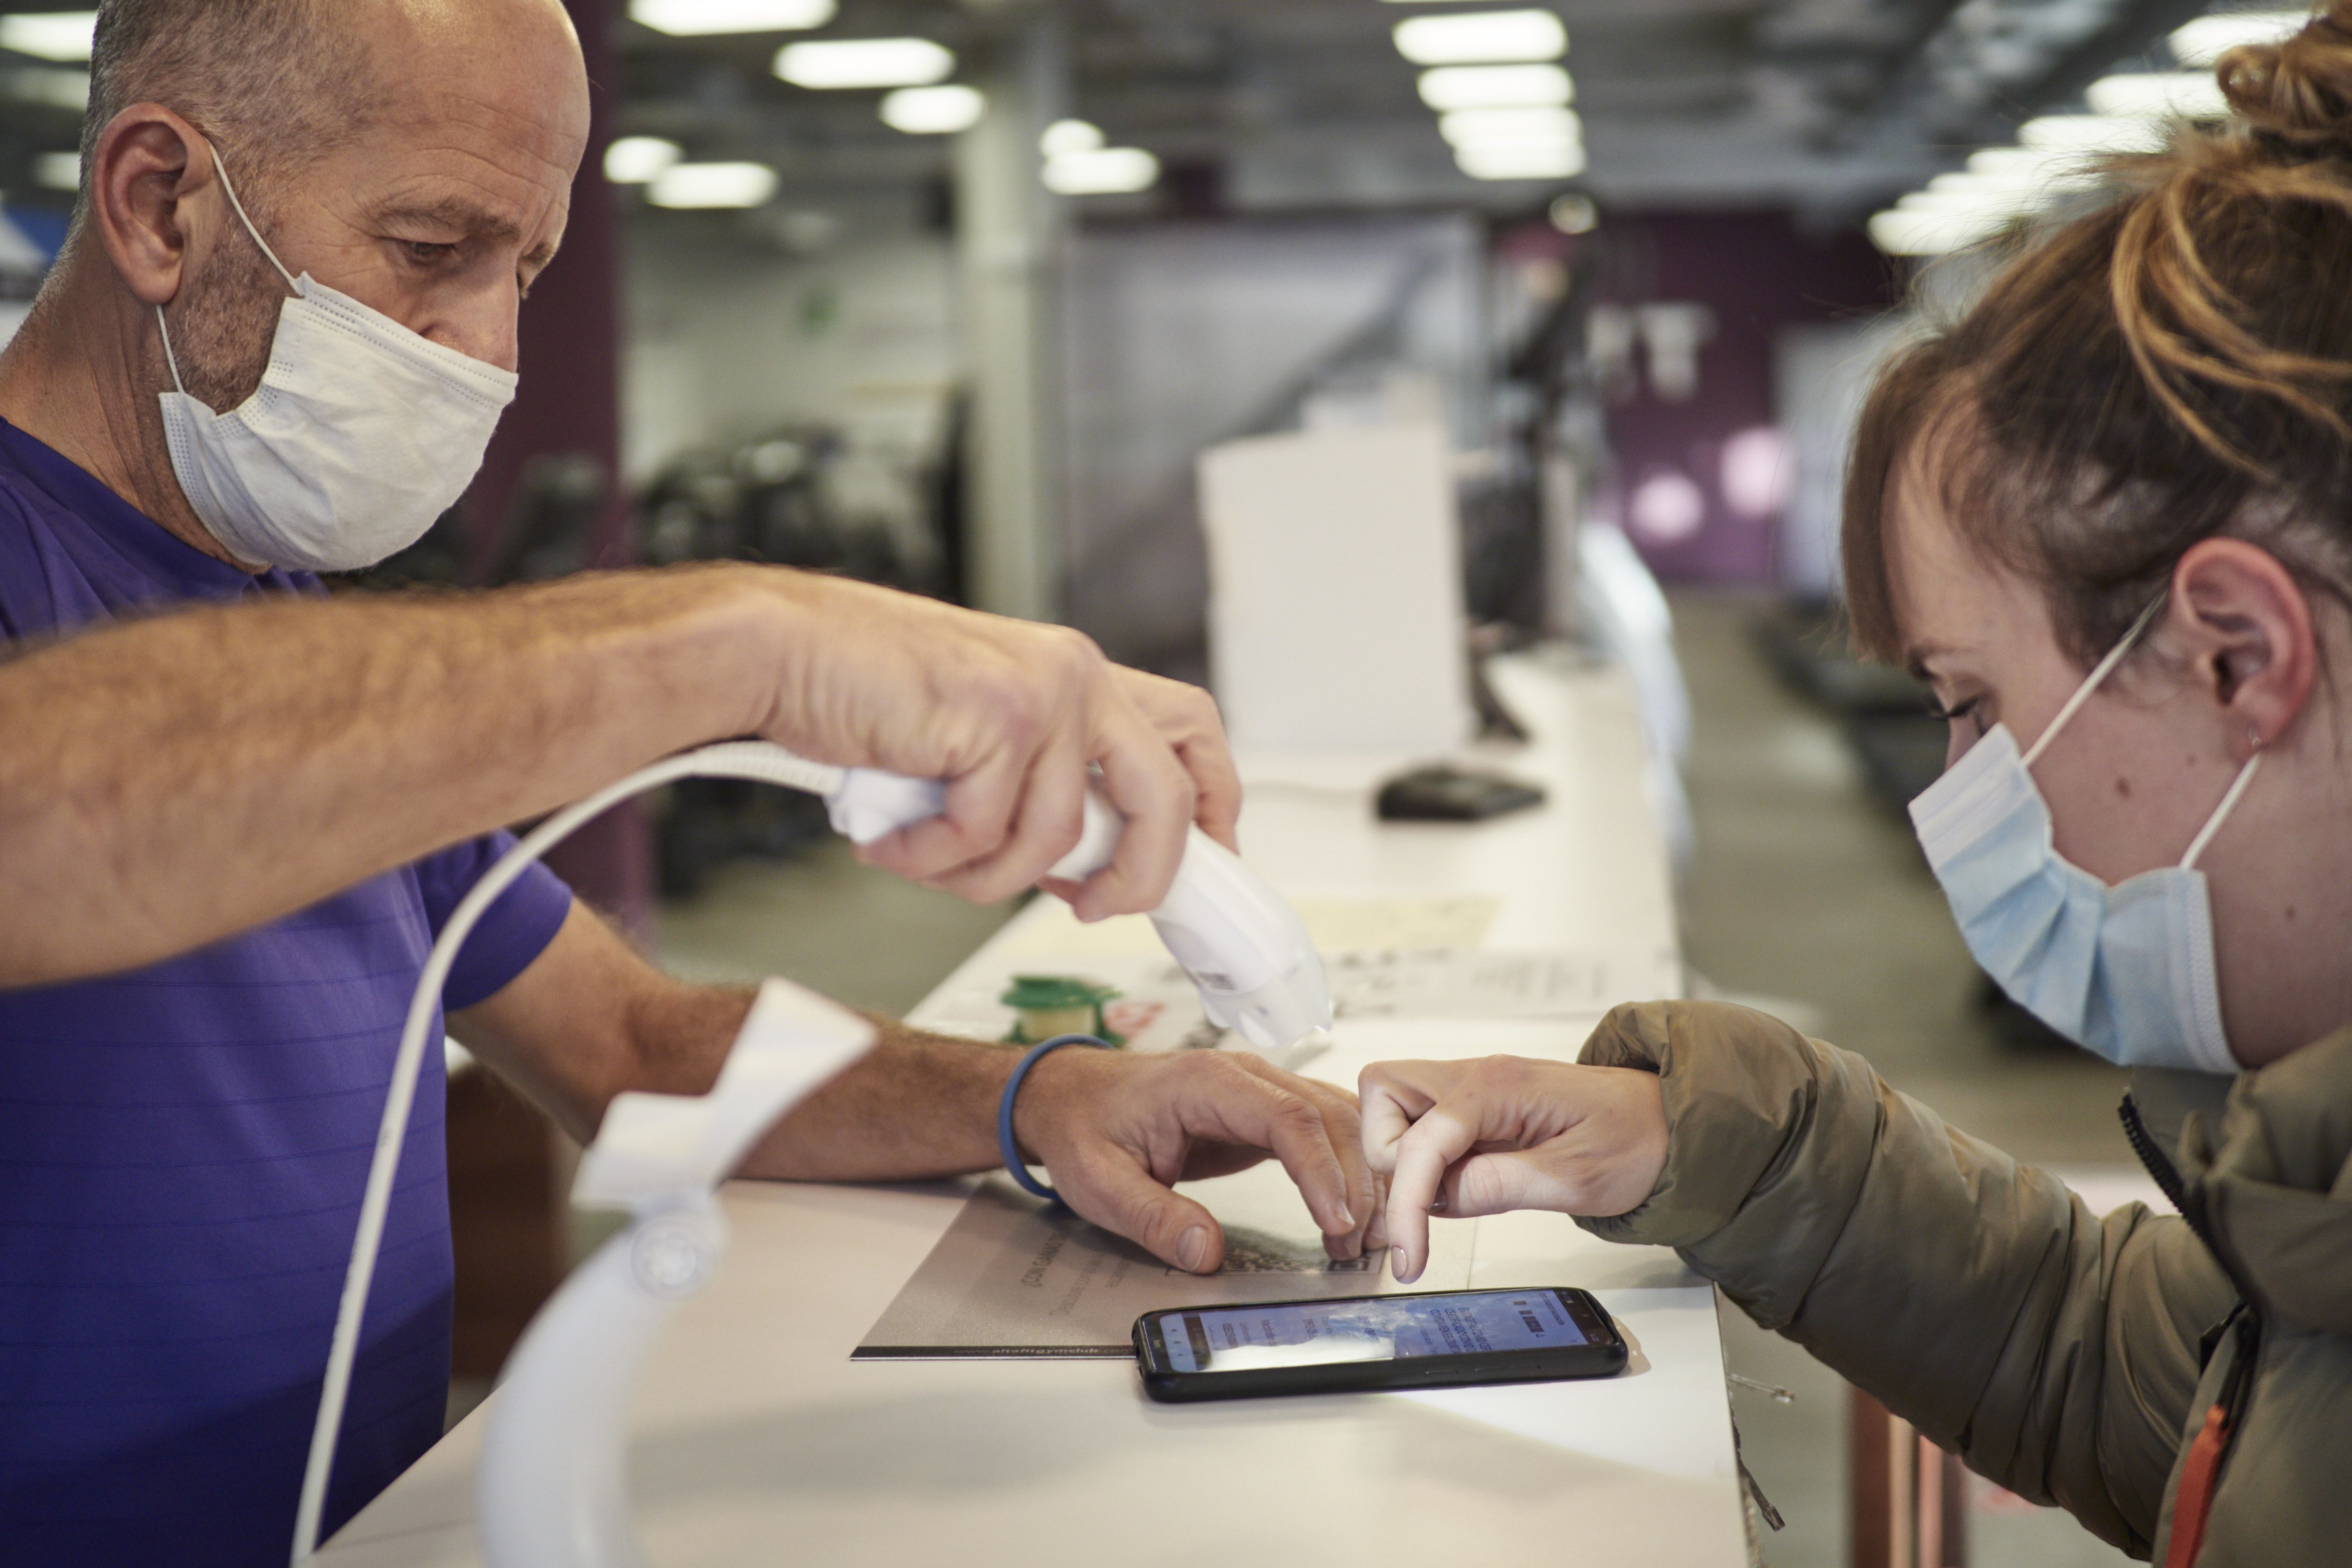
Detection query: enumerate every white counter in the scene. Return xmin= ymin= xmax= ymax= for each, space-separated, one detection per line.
xmin=320 ymin=652 xmax=1748 ymax=1568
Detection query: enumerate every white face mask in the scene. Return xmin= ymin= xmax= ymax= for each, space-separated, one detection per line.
xmin=1907 ymin=598 xmax=2264 ymax=1075
xmin=155 ymin=151 xmax=518 ymax=573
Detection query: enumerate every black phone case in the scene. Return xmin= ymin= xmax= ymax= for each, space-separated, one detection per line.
xmin=1133 ymin=1288 xmax=1628 ymax=1404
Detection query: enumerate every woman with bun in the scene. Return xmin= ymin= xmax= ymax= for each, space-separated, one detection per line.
xmin=1361 ymin=8 xmax=2352 ymax=1564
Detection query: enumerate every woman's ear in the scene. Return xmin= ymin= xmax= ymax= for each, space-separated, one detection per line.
xmin=86 ymin=104 xmax=215 ymax=309
xmin=2169 ymin=537 xmax=2319 ymax=756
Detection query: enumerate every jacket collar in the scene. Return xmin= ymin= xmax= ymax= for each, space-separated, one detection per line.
xmin=2176 ymin=1026 xmax=2352 ymax=1333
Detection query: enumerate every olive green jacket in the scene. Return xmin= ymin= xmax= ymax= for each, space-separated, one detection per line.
xmin=1575 ymin=1000 xmax=2352 ymax=1565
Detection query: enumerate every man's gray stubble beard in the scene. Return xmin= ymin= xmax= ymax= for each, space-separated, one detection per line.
xmin=165 ymin=234 xmax=287 ymax=414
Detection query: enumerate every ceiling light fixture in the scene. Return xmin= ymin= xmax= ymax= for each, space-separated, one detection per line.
xmin=2018 ymin=114 xmax=2168 ymax=153
xmin=1393 ymin=9 xmax=1567 ymax=67
xmin=0 ymin=11 xmax=95 ymax=62
xmin=0 ymin=64 xmax=85 ymax=110
xmin=1548 ymin=192 xmax=1598 ymax=234
xmin=881 ymin=84 xmax=984 ymax=134
xmin=1040 ymin=119 xmax=1104 ymax=158
xmin=775 ymin=37 xmax=954 ymax=90
xmin=604 ymin=135 xmax=683 ymax=184
xmin=647 ymin=160 xmax=779 ymax=209
xmin=1416 ymin=63 xmax=1572 ymax=111
xmin=2085 ymin=71 xmax=2230 ymax=120
xmin=31 ymin=150 xmax=78 ymax=191
xmin=1438 ymin=105 xmax=1581 ymax=149
xmin=1867 ymin=206 xmax=2002 ymax=256
xmin=2169 ymin=10 xmax=2304 ymax=66
xmin=1917 ymin=171 xmax=2031 ymax=207
xmin=629 ymin=0 xmax=834 ymax=35
xmin=1963 ymin=146 xmax=2059 ymax=178
xmin=1042 ymin=146 xmax=1159 ymax=196
xmin=1455 ymin=141 xmax=1586 ymax=181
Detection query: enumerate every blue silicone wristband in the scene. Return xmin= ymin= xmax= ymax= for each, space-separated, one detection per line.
xmin=998 ymin=1034 xmax=1113 ymax=1202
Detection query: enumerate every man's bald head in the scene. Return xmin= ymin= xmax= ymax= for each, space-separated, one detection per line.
xmin=77 ymin=0 xmax=378 ymax=225
xmin=74 ymin=0 xmax=582 ymax=227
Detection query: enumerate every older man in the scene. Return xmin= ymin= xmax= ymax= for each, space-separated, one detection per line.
xmin=0 ymin=2 xmax=1375 ymax=1561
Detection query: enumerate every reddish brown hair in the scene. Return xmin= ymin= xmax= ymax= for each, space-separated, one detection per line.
xmin=1843 ymin=1 xmax=2352 ymax=667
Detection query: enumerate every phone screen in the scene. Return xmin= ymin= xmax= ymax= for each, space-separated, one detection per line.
xmin=1157 ymin=1289 xmax=1587 ymax=1374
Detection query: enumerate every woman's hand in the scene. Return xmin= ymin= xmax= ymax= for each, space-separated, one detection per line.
xmin=1359 ymin=1056 xmax=1669 ymax=1283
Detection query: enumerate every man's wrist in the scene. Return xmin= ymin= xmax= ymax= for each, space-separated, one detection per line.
xmin=1006 ymin=1040 xmax=1109 ymax=1165
xmin=665 ymin=563 xmax=812 ymax=744
xmin=725 ymin=567 xmax=904 ymax=753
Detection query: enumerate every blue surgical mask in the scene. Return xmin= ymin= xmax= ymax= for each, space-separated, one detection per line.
xmin=1908 ymin=600 xmax=2263 ymax=1074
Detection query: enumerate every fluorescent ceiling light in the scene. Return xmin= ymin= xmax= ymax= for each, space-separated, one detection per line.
xmin=1042 ymin=147 xmax=1159 ymax=196
xmin=2170 ymin=10 xmax=2303 ymax=66
xmin=1868 ymin=206 xmax=2002 ymax=256
xmin=882 ymin=84 xmax=983 ymax=134
xmin=629 ymin=0 xmax=834 ymax=35
xmin=1915 ymin=175 xmax=1983 ymax=197
xmin=1394 ymin=9 xmax=1566 ymax=66
xmin=1417 ymin=64 xmax=1573 ymax=111
xmin=1438 ymin=105 xmax=1581 ymax=148
xmin=2086 ymin=71 xmax=2230 ymax=120
xmin=775 ymin=37 xmax=953 ymax=89
xmin=32 ymin=150 xmax=77 ymax=190
xmin=1949 ymin=146 xmax=2100 ymax=200
xmin=1907 ymin=163 xmax=2077 ymax=213
xmin=1039 ymin=119 xmax=1104 ymax=157
xmin=1549 ymin=191 xmax=1598 ymax=233
xmin=1455 ymin=141 xmax=1586 ymax=180
xmin=647 ymin=160 xmax=778 ymax=208
xmin=1965 ymin=146 xmax=2061 ymax=178
xmin=1894 ymin=184 xmax=1991 ymax=212
xmin=1923 ymin=171 xmax=2034 ymax=205
xmin=0 ymin=11 xmax=95 ymax=61
xmin=1 ymin=64 xmax=84 ymax=109
xmin=2018 ymin=113 xmax=2167 ymax=153
xmin=604 ymin=135 xmax=683 ymax=183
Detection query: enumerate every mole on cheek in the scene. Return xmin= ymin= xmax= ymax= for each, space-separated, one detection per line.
xmin=2114 ymin=776 xmax=2132 ymax=799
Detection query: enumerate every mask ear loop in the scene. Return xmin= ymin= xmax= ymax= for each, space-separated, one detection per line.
xmin=152 ymin=144 xmax=299 ymax=401
xmin=154 ymin=305 xmax=188 ymax=395
xmin=207 ymin=150 xmax=301 ymax=295
xmin=2180 ymin=727 xmax=2265 ymax=870
xmin=2021 ymin=593 xmax=2170 ymax=769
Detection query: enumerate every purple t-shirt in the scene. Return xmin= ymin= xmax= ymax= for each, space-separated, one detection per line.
xmin=0 ymin=421 xmax=573 ymax=1563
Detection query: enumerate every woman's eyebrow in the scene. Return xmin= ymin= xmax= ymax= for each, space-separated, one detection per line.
xmin=1903 ymin=639 xmax=1956 ymax=682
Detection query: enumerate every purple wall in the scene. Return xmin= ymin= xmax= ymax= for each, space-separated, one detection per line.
xmin=1592 ymin=211 xmax=1891 ymax=584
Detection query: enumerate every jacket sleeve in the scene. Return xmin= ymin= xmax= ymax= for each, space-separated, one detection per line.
xmin=1575 ymin=1000 xmax=2235 ymax=1557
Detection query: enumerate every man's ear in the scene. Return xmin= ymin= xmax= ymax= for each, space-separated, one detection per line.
xmin=2169 ymin=537 xmax=2319 ymax=757
xmin=87 ymin=105 xmax=217 ymax=309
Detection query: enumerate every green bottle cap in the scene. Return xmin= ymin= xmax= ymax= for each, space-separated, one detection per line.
xmin=1000 ymin=974 xmax=1119 ymax=1010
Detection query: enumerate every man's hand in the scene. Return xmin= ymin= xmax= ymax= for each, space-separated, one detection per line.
xmin=464 ymin=909 xmax=1373 ymax=1281
xmin=1103 ymin=665 xmax=1243 ymax=852
xmin=746 ymin=574 xmax=1236 ymax=919
xmin=1014 ymin=1048 xmax=1377 ymax=1274
xmin=1359 ymin=1056 xmax=1668 ymax=1284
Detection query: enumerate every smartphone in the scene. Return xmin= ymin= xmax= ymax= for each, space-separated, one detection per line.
xmin=1132 ymin=1287 xmax=1627 ymax=1403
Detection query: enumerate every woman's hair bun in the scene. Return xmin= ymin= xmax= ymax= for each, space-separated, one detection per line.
xmin=2218 ymin=0 xmax=2352 ymax=150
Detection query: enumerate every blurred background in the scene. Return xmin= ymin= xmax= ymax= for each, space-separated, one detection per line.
xmin=0 ymin=3 xmax=2298 ymax=1563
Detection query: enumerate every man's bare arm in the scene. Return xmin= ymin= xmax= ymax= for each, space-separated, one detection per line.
xmin=0 ymin=567 xmax=779 ymax=986
xmin=0 ymin=564 xmax=1240 ymax=988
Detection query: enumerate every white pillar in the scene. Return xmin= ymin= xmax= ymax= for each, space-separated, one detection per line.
xmin=954 ymin=10 xmax=1067 ymax=622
